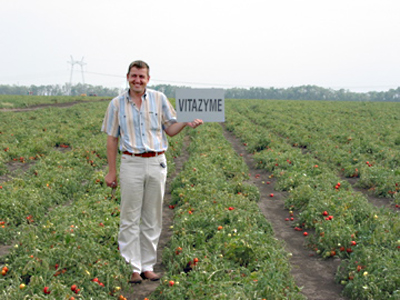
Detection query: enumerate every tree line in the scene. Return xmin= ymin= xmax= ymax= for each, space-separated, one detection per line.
xmin=0 ymin=83 xmax=119 ymax=97
xmin=0 ymin=83 xmax=399 ymax=102
xmin=151 ymin=84 xmax=400 ymax=102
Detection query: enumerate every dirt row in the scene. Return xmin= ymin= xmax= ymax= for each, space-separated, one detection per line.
xmin=0 ymin=99 xmax=110 ymax=112
xmin=128 ymin=125 xmax=350 ymax=300
xmin=0 ymin=121 xmax=346 ymax=300
xmin=220 ymin=124 xmax=346 ymax=300
xmin=1 ymin=101 xmax=394 ymax=299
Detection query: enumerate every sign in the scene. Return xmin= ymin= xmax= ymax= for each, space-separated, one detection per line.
xmin=175 ymin=88 xmax=225 ymax=122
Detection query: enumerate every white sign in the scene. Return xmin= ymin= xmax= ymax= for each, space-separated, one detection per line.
xmin=175 ymin=88 xmax=225 ymax=122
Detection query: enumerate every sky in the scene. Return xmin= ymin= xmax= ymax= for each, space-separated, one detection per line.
xmin=1 ymin=0 xmax=400 ymax=93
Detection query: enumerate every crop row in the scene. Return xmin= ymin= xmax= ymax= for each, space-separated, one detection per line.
xmin=225 ymin=103 xmax=400 ymax=300
xmin=230 ymin=99 xmax=400 ymax=201
xmin=0 ymin=103 xmax=109 ymax=176
xmin=152 ymin=124 xmax=306 ymax=300
xmin=0 ymin=102 xmax=183 ymax=299
xmin=2 ymin=97 xmax=399 ymax=299
xmin=1 ymin=104 xmax=106 ymax=241
xmin=0 ymin=95 xmax=105 ymax=109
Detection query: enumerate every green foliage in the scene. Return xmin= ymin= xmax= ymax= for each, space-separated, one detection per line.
xmin=157 ymin=124 xmax=305 ymax=300
xmin=0 ymin=94 xmax=111 ymax=109
xmin=226 ymin=99 xmax=400 ymax=299
xmin=0 ymin=99 xmax=182 ymax=299
xmin=0 ymin=83 xmax=119 ymax=98
xmin=1 ymin=97 xmax=399 ymax=299
xmin=2 ymin=83 xmax=400 ymax=102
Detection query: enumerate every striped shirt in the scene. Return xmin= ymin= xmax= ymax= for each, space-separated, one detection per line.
xmin=101 ymin=89 xmax=177 ymax=153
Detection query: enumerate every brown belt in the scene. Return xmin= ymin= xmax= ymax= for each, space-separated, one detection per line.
xmin=123 ymin=151 xmax=165 ymax=158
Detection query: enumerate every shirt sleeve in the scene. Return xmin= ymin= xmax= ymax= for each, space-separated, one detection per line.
xmin=101 ymin=98 xmax=120 ymax=137
xmin=161 ymin=93 xmax=177 ymax=129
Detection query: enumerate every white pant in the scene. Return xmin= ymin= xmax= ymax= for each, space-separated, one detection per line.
xmin=118 ymin=153 xmax=167 ymax=273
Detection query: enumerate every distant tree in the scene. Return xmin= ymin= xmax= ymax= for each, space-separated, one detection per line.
xmin=0 ymin=83 xmax=398 ymax=102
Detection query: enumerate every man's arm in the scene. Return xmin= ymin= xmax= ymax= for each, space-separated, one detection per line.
xmin=164 ymin=119 xmax=203 ymax=137
xmin=105 ymin=135 xmax=119 ymax=187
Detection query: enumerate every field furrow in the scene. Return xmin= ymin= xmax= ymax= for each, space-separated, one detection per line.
xmin=1 ymin=96 xmax=399 ymax=299
xmin=225 ymin=99 xmax=400 ymax=299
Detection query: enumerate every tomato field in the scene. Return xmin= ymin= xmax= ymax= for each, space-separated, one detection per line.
xmin=0 ymin=96 xmax=399 ymax=299
xmin=225 ymin=99 xmax=400 ymax=299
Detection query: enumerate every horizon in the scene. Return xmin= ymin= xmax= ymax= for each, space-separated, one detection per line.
xmin=1 ymin=0 xmax=399 ymax=94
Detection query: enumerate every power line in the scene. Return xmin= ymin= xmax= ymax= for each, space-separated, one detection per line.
xmin=84 ymin=71 xmax=236 ymax=88
xmin=84 ymin=71 xmax=123 ymax=78
xmin=83 ymin=71 xmax=399 ymax=90
xmin=1 ymin=69 xmax=398 ymax=91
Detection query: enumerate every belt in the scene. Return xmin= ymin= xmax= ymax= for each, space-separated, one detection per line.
xmin=123 ymin=151 xmax=165 ymax=157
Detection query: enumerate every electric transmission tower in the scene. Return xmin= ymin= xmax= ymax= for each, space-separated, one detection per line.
xmin=68 ymin=55 xmax=86 ymax=95
xmin=68 ymin=56 xmax=86 ymax=94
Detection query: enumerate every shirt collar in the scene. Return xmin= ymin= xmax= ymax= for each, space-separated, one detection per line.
xmin=126 ymin=89 xmax=147 ymax=103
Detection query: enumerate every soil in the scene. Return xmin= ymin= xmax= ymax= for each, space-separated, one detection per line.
xmin=124 ymin=124 xmax=390 ymax=300
xmin=220 ymin=124 xmax=346 ymax=300
xmin=0 ymin=99 xmax=110 ymax=112
xmin=1 ymin=101 xmax=396 ymax=300
xmin=0 ymin=244 xmax=12 ymax=258
xmin=125 ymin=125 xmax=348 ymax=300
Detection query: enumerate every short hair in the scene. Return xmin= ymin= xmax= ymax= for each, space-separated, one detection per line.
xmin=127 ymin=60 xmax=150 ymax=76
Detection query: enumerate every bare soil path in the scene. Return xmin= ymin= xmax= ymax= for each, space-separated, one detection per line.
xmin=0 ymin=98 xmax=110 ymax=112
xmin=220 ymin=123 xmax=348 ymax=300
xmin=127 ymin=123 xmax=349 ymax=300
xmin=4 ymin=101 xmax=394 ymax=299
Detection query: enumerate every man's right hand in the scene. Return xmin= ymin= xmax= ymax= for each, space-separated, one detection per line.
xmin=105 ymin=172 xmax=118 ymax=188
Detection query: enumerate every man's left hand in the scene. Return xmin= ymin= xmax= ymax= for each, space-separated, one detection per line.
xmin=187 ymin=119 xmax=203 ymax=128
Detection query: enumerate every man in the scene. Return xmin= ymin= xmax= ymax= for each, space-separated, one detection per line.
xmin=101 ymin=60 xmax=202 ymax=284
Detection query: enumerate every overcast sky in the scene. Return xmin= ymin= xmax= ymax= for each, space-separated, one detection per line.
xmin=1 ymin=0 xmax=399 ymax=92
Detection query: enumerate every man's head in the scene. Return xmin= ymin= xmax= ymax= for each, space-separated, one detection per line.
xmin=126 ymin=60 xmax=150 ymax=96
xmin=127 ymin=60 xmax=150 ymax=77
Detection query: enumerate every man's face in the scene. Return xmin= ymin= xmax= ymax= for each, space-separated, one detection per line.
xmin=127 ymin=67 xmax=150 ymax=95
